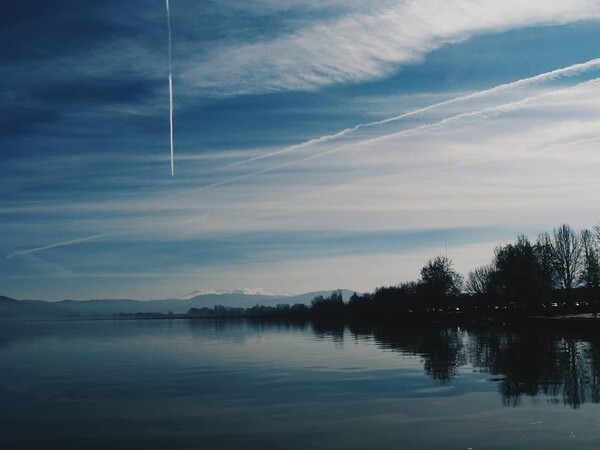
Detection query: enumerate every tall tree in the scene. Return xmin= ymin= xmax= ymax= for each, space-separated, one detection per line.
xmin=580 ymin=229 xmax=600 ymax=288
xmin=553 ymin=224 xmax=582 ymax=289
xmin=310 ymin=290 xmax=345 ymax=316
xmin=465 ymin=265 xmax=495 ymax=296
xmin=492 ymin=235 xmax=543 ymax=305
xmin=420 ymin=256 xmax=463 ymax=307
xmin=535 ymin=232 xmax=557 ymax=291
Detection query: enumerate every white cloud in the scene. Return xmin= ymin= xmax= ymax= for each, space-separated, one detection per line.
xmin=183 ymin=0 xmax=600 ymax=95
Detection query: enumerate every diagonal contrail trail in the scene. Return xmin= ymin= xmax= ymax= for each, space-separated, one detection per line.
xmin=171 ymin=96 xmax=545 ymax=196
xmin=6 ymin=233 xmax=122 ymax=259
xmin=166 ymin=0 xmax=174 ymax=176
xmin=172 ymin=77 xmax=600 ymax=198
xmin=287 ymin=80 xmax=600 ymax=165
xmin=218 ymin=58 xmax=600 ymax=172
xmin=145 ymin=58 xmax=600 ymax=200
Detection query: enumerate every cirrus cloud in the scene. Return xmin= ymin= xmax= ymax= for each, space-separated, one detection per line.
xmin=183 ymin=0 xmax=600 ymax=95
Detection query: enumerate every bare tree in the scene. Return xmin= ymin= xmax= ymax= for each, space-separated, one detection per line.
xmin=553 ymin=224 xmax=583 ymax=289
xmin=580 ymin=229 xmax=600 ymax=288
xmin=535 ymin=232 xmax=557 ymax=290
xmin=466 ymin=265 xmax=495 ymax=295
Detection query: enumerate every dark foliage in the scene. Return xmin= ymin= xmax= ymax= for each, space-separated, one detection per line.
xmin=179 ymin=222 xmax=600 ymax=324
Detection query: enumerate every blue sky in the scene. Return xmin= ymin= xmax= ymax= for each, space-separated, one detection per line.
xmin=3 ymin=0 xmax=600 ymax=300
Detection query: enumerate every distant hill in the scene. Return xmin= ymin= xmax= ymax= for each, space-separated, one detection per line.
xmin=0 ymin=296 xmax=17 ymax=304
xmin=0 ymin=290 xmax=358 ymax=319
xmin=0 ymin=296 xmax=69 ymax=318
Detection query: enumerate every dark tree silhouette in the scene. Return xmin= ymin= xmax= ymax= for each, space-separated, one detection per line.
xmin=370 ymin=281 xmax=420 ymax=315
xmin=580 ymin=229 xmax=600 ymax=288
xmin=420 ymin=256 xmax=463 ymax=308
xmin=347 ymin=292 xmax=375 ymax=316
xmin=310 ymin=290 xmax=345 ymax=317
xmin=553 ymin=224 xmax=583 ymax=290
xmin=492 ymin=235 xmax=545 ymax=306
xmin=465 ymin=264 xmax=495 ymax=295
xmin=535 ymin=232 xmax=558 ymax=292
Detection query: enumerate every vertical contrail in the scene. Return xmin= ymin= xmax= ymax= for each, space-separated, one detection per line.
xmin=166 ymin=0 xmax=174 ymax=176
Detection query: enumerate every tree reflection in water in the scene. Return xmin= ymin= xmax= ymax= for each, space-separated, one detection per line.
xmin=320 ymin=320 xmax=600 ymax=408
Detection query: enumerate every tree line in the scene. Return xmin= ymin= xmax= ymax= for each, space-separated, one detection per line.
xmin=464 ymin=223 xmax=600 ymax=307
xmin=345 ymin=222 xmax=600 ymax=317
xmin=185 ymin=223 xmax=600 ymax=321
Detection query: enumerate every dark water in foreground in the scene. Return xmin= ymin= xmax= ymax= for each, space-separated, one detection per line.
xmin=2 ymin=319 xmax=600 ymax=449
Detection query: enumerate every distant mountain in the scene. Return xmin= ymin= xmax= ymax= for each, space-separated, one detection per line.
xmin=0 ymin=290 xmax=359 ymax=319
xmin=0 ymin=296 xmax=69 ymax=318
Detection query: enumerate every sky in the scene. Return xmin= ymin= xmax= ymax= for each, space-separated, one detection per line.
xmin=2 ymin=0 xmax=600 ymax=300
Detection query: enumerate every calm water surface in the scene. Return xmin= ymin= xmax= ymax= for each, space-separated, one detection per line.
xmin=2 ymin=319 xmax=600 ymax=449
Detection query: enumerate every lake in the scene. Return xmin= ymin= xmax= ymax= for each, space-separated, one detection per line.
xmin=1 ymin=318 xmax=600 ymax=449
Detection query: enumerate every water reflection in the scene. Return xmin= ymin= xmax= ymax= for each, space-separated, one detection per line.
xmin=312 ymin=319 xmax=345 ymax=345
xmin=5 ymin=318 xmax=600 ymax=449
xmin=324 ymin=320 xmax=600 ymax=408
xmin=182 ymin=318 xmax=600 ymax=408
xmin=3 ymin=318 xmax=600 ymax=409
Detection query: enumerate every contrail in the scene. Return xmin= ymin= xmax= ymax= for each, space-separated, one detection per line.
xmin=171 ymin=94 xmax=546 ymax=196
xmin=166 ymin=0 xmax=174 ymax=176
xmin=174 ymin=77 xmax=600 ymax=198
xmin=219 ymin=58 xmax=600 ymax=171
xmin=6 ymin=233 xmax=121 ymax=259
xmin=277 ymin=78 xmax=600 ymax=168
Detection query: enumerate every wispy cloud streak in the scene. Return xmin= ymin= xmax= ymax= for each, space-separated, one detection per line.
xmin=185 ymin=0 xmax=600 ymax=95
xmin=219 ymin=58 xmax=600 ymax=170
xmin=6 ymin=233 xmax=121 ymax=259
xmin=175 ymin=76 xmax=600 ymax=199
